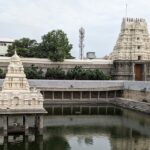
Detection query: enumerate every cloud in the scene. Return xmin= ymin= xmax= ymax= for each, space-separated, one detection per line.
xmin=0 ymin=0 xmax=150 ymax=58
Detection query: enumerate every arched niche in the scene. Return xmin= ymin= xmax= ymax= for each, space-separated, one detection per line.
xmin=12 ymin=97 xmax=19 ymax=106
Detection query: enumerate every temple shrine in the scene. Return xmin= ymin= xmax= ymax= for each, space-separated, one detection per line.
xmin=0 ymin=51 xmax=47 ymax=136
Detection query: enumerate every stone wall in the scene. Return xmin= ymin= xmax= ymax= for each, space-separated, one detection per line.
xmin=0 ymin=79 xmax=150 ymax=104
xmin=112 ymin=60 xmax=133 ymax=80
xmin=0 ymin=79 xmax=149 ymax=113
xmin=123 ymin=90 xmax=150 ymax=103
xmin=112 ymin=98 xmax=150 ymax=114
xmin=1 ymin=57 xmax=150 ymax=81
xmin=0 ymin=57 xmax=113 ymax=75
xmin=112 ymin=60 xmax=150 ymax=81
xmin=0 ymin=79 xmax=124 ymax=101
xmin=123 ymin=81 xmax=150 ymax=103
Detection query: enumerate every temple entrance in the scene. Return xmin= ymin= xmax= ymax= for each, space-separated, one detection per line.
xmin=134 ymin=64 xmax=143 ymax=81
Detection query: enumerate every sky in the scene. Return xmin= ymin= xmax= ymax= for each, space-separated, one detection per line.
xmin=0 ymin=0 xmax=150 ymax=59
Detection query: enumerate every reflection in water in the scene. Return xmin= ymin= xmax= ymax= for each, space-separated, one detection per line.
xmin=45 ymin=126 xmax=150 ymax=150
xmin=84 ymin=137 xmax=93 ymax=145
xmin=45 ymin=136 xmax=70 ymax=150
xmin=0 ymin=105 xmax=149 ymax=150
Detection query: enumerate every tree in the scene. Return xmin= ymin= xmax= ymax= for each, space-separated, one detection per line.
xmin=24 ymin=65 xmax=44 ymax=79
xmin=93 ymin=69 xmax=111 ymax=80
xmin=45 ymin=66 xmax=65 ymax=79
xmin=66 ymin=66 xmax=85 ymax=80
xmin=24 ymin=65 xmax=110 ymax=80
xmin=6 ymin=38 xmax=38 ymax=57
xmin=39 ymin=30 xmax=73 ymax=61
xmin=6 ymin=30 xmax=74 ymax=60
xmin=66 ymin=66 xmax=110 ymax=80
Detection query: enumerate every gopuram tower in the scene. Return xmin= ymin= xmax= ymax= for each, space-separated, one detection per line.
xmin=111 ymin=18 xmax=150 ymax=81
xmin=111 ymin=18 xmax=150 ymax=60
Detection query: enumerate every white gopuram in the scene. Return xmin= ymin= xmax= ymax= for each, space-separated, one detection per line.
xmin=111 ymin=18 xmax=150 ymax=60
xmin=0 ymin=51 xmax=45 ymax=111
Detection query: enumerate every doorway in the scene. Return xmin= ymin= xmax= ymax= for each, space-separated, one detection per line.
xmin=134 ymin=64 xmax=143 ymax=81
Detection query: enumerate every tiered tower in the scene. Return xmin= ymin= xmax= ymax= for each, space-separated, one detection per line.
xmin=111 ymin=18 xmax=150 ymax=60
xmin=2 ymin=51 xmax=30 ymax=91
xmin=0 ymin=51 xmax=46 ymax=110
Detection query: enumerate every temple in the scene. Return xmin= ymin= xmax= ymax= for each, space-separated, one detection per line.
xmin=0 ymin=51 xmax=45 ymax=110
xmin=111 ymin=18 xmax=150 ymax=81
xmin=0 ymin=51 xmax=47 ymax=136
xmin=111 ymin=18 xmax=150 ymax=60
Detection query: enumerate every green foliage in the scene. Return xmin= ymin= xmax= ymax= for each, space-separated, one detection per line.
xmin=40 ymin=30 xmax=73 ymax=61
xmin=45 ymin=136 xmax=70 ymax=150
xmin=6 ymin=30 xmax=73 ymax=62
xmin=0 ymin=69 xmax=6 ymax=79
xmin=66 ymin=66 xmax=110 ymax=80
xmin=67 ymin=66 xmax=84 ymax=80
xmin=45 ymin=66 xmax=65 ymax=79
xmin=25 ymin=65 xmax=110 ymax=80
xmin=7 ymin=38 xmax=38 ymax=57
xmin=49 ymin=50 xmax=64 ymax=62
xmin=24 ymin=65 xmax=44 ymax=79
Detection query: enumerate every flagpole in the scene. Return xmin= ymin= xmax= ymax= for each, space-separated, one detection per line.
xmin=125 ymin=3 xmax=128 ymax=18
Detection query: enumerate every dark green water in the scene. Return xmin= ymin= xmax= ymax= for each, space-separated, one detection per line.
xmin=0 ymin=105 xmax=150 ymax=150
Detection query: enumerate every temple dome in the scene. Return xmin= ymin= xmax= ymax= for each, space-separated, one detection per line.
xmin=11 ymin=51 xmax=20 ymax=62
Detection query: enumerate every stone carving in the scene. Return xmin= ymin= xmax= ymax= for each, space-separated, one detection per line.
xmin=111 ymin=18 xmax=150 ymax=60
xmin=0 ymin=51 xmax=45 ymax=110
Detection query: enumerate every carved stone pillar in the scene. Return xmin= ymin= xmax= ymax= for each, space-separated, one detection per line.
xmin=23 ymin=115 xmax=29 ymax=136
xmin=35 ymin=115 xmax=44 ymax=135
xmin=132 ymin=63 xmax=135 ymax=80
xmin=144 ymin=63 xmax=147 ymax=81
xmin=3 ymin=116 xmax=8 ymax=137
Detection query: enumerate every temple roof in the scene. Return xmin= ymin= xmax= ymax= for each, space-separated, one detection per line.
xmin=11 ymin=51 xmax=20 ymax=62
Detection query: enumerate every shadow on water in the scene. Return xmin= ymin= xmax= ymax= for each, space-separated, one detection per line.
xmin=45 ymin=136 xmax=70 ymax=150
xmin=45 ymin=104 xmax=123 ymax=116
xmin=0 ymin=104 xmax=149 ymax=150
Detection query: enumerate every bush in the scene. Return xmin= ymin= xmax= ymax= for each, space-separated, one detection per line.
xmin=66 ymin=66 xmax=110 ymax=80
xmin=45 ymin=66 xmax=65 ymax=79
xmin=24 ymin=65 xmax=44 ymax=79
xmin=24 ymin=65 xmax=110 ymax=80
